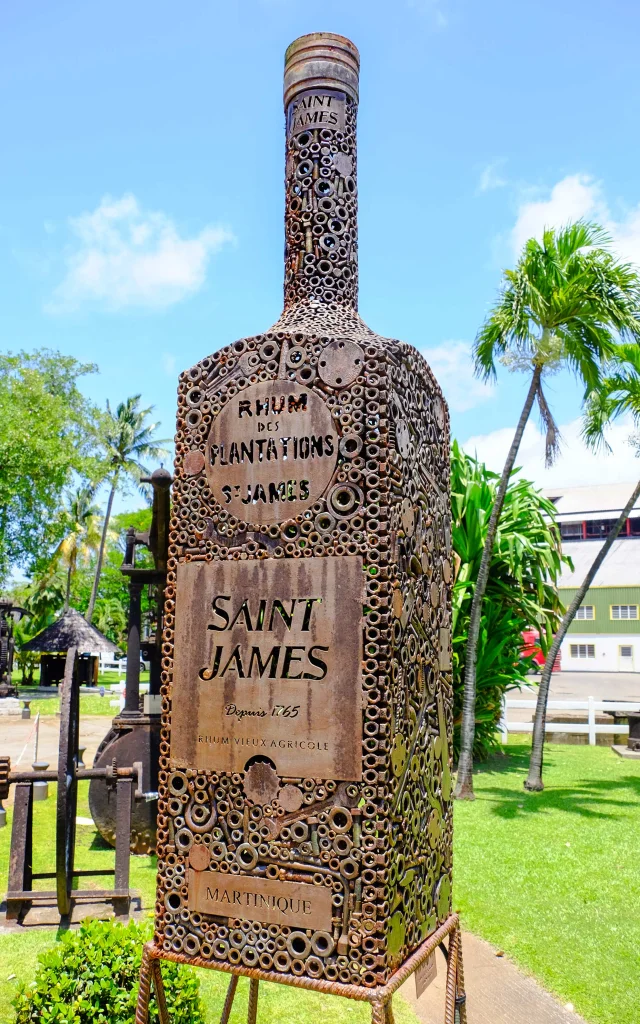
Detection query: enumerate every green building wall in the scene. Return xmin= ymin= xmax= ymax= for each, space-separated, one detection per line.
xmin=559 ymin=586 xmax=640 ymax=634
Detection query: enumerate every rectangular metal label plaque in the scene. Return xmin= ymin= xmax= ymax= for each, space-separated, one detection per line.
xmin=170 ymin=555 xmax=363 ymax=779
xmin=189 ymin=870 xmax=333 ymax=929
xmin=287 ymin=89 xmax=346 ymax=136
xmin=415 ymin=953 xmax=437 ymax=997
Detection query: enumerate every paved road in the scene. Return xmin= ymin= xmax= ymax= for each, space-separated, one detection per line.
xmin=400 ymin=931 xmax=584 ymax=1024
xmin=538 ymin=670 xmax=640 ymax=702
xmin=506 ymin=671 xmax=640 ymax=725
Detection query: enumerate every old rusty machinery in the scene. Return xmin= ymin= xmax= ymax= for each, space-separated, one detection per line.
xmin=0 ymin=647 xmax=145 ymax=920
xmin=0 ymin=600 xmax=27 ymax=699
xmin=89 ymin=467 xmax=171 ymax=855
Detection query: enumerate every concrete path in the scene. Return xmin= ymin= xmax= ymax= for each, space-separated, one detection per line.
xmin=0 ymin=715 xmax=110 ymax=774
xmin=399 ymin=931 xmax=584 ymax=1024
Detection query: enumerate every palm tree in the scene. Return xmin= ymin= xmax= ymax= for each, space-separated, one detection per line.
xmin=94 ymin=596 xmax=128 ymax=646
xmin=525 ymin=344 xmax=640 ymax=790
xmin=86 ymin=396 xmax=168 ymax=625
xmin=52 ymin=487 xmax=102 ymax=610
xmin=455 ymin=222 xmax=640 ymax=800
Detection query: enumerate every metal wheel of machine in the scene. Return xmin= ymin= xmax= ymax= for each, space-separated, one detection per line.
xmin=56 ymin=646 xmax=80 ymax=916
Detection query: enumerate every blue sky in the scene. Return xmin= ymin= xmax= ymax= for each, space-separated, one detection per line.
xmin=3 ymin=0 xmax=640 ymax=509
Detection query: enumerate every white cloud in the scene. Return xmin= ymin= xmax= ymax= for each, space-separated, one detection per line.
xmin=510 ymin=174 xmax=640 ymax=268
xmin=463 ymin=413 xmax=639 ymax=489
xmin=48 ymin=193 xmax=234 ymax=312
xmin=478 ymin=161 xmax=507 ymax=193
xmin=421 ymin=340 xmax=494 ymax=412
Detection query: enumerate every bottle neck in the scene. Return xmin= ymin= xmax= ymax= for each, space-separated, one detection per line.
xmin=283 ymin=89 xmax=358 ymax=312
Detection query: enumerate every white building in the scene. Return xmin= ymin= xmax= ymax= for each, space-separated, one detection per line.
xmin=545 ymin=482 xmax=640 ymax=673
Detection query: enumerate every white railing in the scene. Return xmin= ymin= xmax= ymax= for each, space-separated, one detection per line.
xmin=99 ymin=653 xmax=126 ymax=675
xmin=500 ymin=696 xmax=640 ymax=745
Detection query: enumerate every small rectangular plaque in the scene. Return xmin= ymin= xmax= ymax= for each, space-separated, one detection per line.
xmin=189 ymin=869 xmax=333 ymax=929
xmin=170 ymin=555 xmax=363 ymax=779
xmin=287 ymin=89 xmax=346 ymax=136
xmin=415 ymin=954 xmax=437 ymax=998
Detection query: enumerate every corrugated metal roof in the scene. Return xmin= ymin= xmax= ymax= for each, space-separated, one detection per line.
xmin=558 ymin=538 xmax=640 ymax=589
xmin=543 ymin=482 xmax=640 ymax=521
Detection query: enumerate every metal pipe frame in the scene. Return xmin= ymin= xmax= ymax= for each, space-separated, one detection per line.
xmin=135 ymin=914 xmax=465 ymax=1024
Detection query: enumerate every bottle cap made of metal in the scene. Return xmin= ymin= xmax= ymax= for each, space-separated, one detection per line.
xmin=283 ymin=32 xmax=360 ymax=109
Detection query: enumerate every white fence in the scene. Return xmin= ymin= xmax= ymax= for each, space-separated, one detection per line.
xmin=500 ymin=696 xmax=640 ymax=745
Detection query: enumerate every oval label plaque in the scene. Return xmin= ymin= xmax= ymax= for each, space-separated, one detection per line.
xmin=206 ymin=380 xmax=337 ymax=525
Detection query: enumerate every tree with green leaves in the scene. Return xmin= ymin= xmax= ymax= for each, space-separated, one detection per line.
xmin=86 ymin=396 xmax=168 ymax=624
xmin=0 ymin=350 xmax=99 ymax=583
xmin=455 ymin=222 xmax=640 ymax=800
xmin=10 ymin=572 xmax=66 ymax=684
xmin=50 ymin=487 xmax=103 ymax=610
xmin=451 ymin=441 xmax=566 ymax=758
xmin=525 ymin=344 xmax=640 ymax=790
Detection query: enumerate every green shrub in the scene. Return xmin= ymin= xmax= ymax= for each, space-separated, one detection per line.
xmin=13 ymin=919 xmax=204 ymax=1024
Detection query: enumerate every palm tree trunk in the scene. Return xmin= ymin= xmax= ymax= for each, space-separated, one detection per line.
xmin=454 ymin=364 xmax=542 ymax=799
xmin=64 ymin=550 xmax=76 ymax=613
xmin=525 ymin=477 xmax=640 ymax=791
xmin=64 ymin=563 xmax=72 ymax=612
xmin=86 ymin=473 xmax=118 ymax=625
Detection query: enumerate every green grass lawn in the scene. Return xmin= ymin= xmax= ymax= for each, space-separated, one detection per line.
xmin=454 ymin=740 xmax=640 ymax=1024
xmin=26 ymin=693 xmax=117 ymax=716
xmin=19 ymin=671 xmax=150 ymax=716
xmin=0 ymin=741 xmax=637 ymax=1023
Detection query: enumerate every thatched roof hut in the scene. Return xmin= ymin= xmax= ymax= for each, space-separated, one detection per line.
xmin=22 ymin=609 xmax=119 ymax=686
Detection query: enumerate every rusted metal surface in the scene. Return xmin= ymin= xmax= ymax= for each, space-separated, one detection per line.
xmin=143 ymin=30 xmax=456 ymax=1019
xmin=188 ymin=869 xmax=334 ymax=929
xmin=1 ymin=648 xmax=142 ymax=920
xmin=56 ymin=647 xmax=80 ymax=915
xmin=0 ymin=600 xmax=27 ymax=699
xmin=205 ymin=380 xmax=338 ymax=524
xmin=136 ymin=917 xmax=465 ymax=1022
xmin=89 ymin=466 xmax=171 ymax=854
xmin=170 ymin=556 xmax=363 ymax=778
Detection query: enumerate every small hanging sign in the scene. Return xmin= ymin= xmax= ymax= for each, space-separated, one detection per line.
xmin=415 ymin=953 xmax=437 ymax=998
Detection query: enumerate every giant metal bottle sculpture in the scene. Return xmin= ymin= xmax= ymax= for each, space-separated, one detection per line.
xmin=140 ymin=33 xmax=463 ymax=1024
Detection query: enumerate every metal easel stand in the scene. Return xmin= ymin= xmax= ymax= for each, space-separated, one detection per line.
xmin=135 ymin=913 xmax=466 ymax=1024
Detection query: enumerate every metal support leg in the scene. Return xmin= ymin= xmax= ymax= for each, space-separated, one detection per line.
xmin=371 ymin=1001 xmax=387 ymax=1024
xmin=247 ymin=978 xmax=259 ymax=1024
xmin=444 ymin=927 xmax=460 ymax=1024
xmin=219 ymin=975 xmax=239 ymax=1024
xmin=113 ymin=776 xmax=133 ymax=917
xmin=135 ymin=944 xmax=154 ymax=1024
xmin=384 ymin=998 xmax=396 ymax=1024
xmin=455 ymin=931 xmax=467 ymax=1024
xmin=152 ymin=959 xmax=170 ymax=1024
xmin=6 ymin=781 xmax=33 ymax=919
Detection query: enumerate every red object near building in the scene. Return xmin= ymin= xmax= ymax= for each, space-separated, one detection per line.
xmin=522 ymin=629 xmax=562 ymax=671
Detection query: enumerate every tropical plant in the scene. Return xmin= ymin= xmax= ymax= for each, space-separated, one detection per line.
xmin=93 ymin=596 xmax=128 ymax=646
xmin=86 ymin=396 xmax=167 ymax=624
xmin=10 ymin=572 xmax=66 ymax=684
xmin=0 ymin=350 xmax=99 ymax=584
xmin=526 ymin=344 xmax=640 ymax=790
xmin=456 ymin=221 xmax=640 ymax=798
xmin=50 ymin=486 xmax=102 ymax=610
xmin=450 ymin=442 xmax=566 ymax=758
xmin=13 ymin=918 xmax=203 ymax=1024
